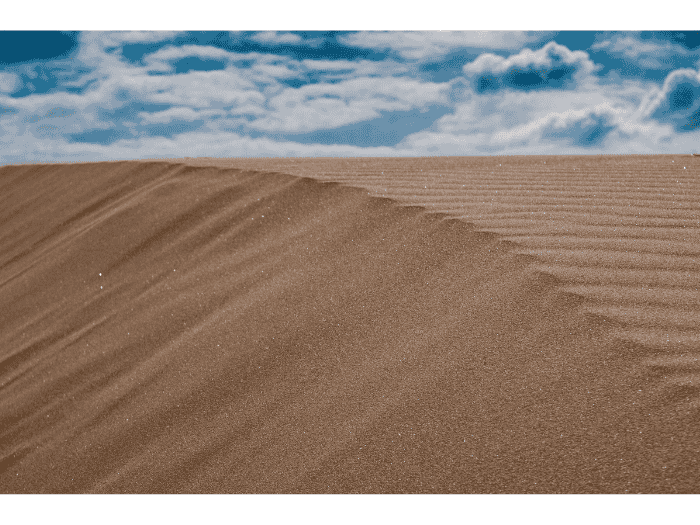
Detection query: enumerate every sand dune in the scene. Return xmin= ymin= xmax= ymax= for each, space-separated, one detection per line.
xmin=1 ymin=157 xmax=699 ymax=493
xmin=188 ymin=155 xmax=700 ymax=401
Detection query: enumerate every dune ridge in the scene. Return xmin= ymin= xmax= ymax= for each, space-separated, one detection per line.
xmin=185 ymin=155 xmax=700 ymax=410
xmin=1 ymin=158 xmax=699 ymax=493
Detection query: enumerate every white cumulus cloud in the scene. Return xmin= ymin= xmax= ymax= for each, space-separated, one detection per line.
xmin=495 ymin=104 xmax=623 ymax=147
xmin=643 ymin=68 xmax=700 ymax=131
xmin=462 ymin=42 xmax=600 ymax=92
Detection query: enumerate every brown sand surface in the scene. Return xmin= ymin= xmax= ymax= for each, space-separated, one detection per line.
xmin=1 ymin=157 xmax=699 ymax=493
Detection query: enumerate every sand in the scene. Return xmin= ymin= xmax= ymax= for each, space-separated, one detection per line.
xmin=0 ymin=155 xmax=698 ymax=493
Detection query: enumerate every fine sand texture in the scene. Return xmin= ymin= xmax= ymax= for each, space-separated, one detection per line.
xmin=1 ymin=156 xmax=699 ymax=493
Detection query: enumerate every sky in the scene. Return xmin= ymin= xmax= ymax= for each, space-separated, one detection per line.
xmin=1 ymin=5 xmax=700 ymax=164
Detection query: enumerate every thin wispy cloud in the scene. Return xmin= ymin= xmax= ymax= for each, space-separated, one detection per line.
xmin=339 ymin=31 xmax=548 ymax=60
xmin=592 ymin=35 xmax=688 ymax=61
xmin=249 ymin=31 xmax=305 ymax=45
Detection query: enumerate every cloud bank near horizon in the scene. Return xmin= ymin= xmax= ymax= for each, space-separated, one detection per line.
xmin=1 ymin=30 xmax=700 ymax=164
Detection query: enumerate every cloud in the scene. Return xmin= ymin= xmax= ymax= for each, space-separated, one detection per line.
xmin=250 ymin=77 xmax=449 ymax=133
xmin=3 ymin=36 xmax=422 ymax=146
xmin=0 ymin=129 xmax=402 ymax=166
xmin=143 ymin=46 xmax=310 ymax=83
xmin=396 ymin=74 xmax=688 ymax=155
xmin=533 ymin=105 xmax=621 ymax=147
xmin=109 ymin=32 xmax=180 ymax=45
xmin=436 ymin=104 xmax=622 ymax=150
xmin=4 ymin=31 xmax=700 ymax=163
xmin=74 ymin=32 xmax=181 ymax=67
xmin=3 ymin=100 xmax=86 ymax=142
xmin=339 ymin=31 xmax=547 ymax=60
xmin=592 ymin=36 xmax=685 ymax=60
xmin=0 ymin=66 xmax=266 ymax=150
xmin=0 ymin=45 xmax=431 ymax=148
xmin=436 ymin=82 xmax=615 ymax=137
xmin=299 ymin=58 xmax=408 ymax=79
xmin=591 ymin=35 xmax=690 ymax=69
xmin=397 ymin=104 xmax=680 ymax=156
xmin=143 ymin=48 xmax=405 ymax=86
xmin=462 ymin=42 xmax=599 ymax=93
xmin=22 ymin=106 xmax=76 ymax=123
xmin=142 ymin=45 xmax=236 ymax=75
xmin=104 ymin=69 xmax=265 ymax=111
xmin=645 ymin=68 xmax=700 ymax=131
xmin=104 ymin=31 xmax=182 ymax=45
xmin=137 ymin=107 xmax=224 ymax=124
xmin=0 ymin=72 xmax=21 ymax=93
xmin=145 ymin=45 xmax=234 ymax=64
xmin=250 ymin=32 xmax=304 ymax=45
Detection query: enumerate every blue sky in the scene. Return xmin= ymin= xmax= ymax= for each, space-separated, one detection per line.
xmin=2 ymin=8 xmax=700 ymax=163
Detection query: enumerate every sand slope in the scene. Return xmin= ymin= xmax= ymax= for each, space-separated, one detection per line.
xmin=190 ymin=155 xmax=700 ymax=408
xmin=1 ymin=158 xmax=699 ymax=493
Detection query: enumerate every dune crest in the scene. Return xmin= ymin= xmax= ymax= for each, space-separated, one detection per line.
xmin=1 ymin=159 xmax=699 ymax=493
xmin=188 ymin=155 xmax=700 ymax=411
